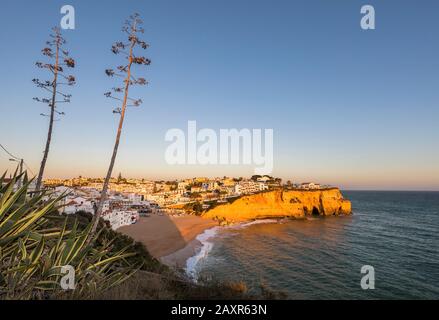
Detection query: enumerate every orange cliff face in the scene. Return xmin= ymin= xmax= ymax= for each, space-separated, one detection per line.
xmin=203 ymin=188 xmax=352 ymax=223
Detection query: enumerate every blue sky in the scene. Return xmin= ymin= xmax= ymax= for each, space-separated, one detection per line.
xmin=0 ymin=0 xmax=438 ymax=190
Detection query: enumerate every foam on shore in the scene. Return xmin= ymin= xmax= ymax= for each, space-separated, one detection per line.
xmin=185 ymin=219 xmax=279 ymax=281
xmin=185 ymin=226 xmax=219 ymax=280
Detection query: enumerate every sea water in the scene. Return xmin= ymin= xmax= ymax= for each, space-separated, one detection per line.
xmin=186 ymin=191 xmax=439 ymax=299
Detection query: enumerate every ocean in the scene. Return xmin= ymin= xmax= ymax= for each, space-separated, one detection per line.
xmin=187 ymin=191 xmax=439 ymax=299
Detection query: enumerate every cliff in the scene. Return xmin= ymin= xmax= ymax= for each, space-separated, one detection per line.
xmin=203 ymin=188 xmax=351 ymax=223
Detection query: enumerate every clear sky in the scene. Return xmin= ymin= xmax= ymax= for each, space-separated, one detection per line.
xmin=0 ymin=0 xmax=438 ymax=190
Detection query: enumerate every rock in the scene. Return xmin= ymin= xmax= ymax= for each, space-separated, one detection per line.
xmin=203 ymin=188 xmax=351 ymax=223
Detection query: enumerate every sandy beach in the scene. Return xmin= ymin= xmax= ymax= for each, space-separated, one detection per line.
xmin=118 ymin=214 xmax=217 ymax=268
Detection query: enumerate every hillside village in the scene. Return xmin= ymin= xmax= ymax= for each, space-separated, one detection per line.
xmin=24 ymin=174 xmax=331 ymax=230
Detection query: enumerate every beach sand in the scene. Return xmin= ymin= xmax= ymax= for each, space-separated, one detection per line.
xmin=118 ymin=214 xmax=217 ymax=268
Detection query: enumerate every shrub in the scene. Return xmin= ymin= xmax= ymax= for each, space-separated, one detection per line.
xmin=0 ymin=172 xmax=139 ymax=299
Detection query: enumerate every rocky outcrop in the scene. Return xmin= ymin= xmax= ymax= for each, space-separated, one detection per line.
xmin=203 ymin=188 xmax=351 ymax=223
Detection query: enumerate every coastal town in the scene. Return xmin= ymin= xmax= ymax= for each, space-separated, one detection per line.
xmin=39 ymin=174 xmax=330 ymax=230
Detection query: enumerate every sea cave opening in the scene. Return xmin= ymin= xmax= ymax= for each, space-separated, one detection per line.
xmin=312 ymin=206 xmax=320 ymax=216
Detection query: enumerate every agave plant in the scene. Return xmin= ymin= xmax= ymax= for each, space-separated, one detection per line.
xmin=0 ymin=171 xmax=140 ymax=300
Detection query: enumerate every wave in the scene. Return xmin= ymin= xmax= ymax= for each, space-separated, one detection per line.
xmin=185 ymin=226 xmax=219 ymax=281
xmin=185 ymin=219 xmax=279 ymax=281
xmin=227 ymin=219 xmax=279 ymax=229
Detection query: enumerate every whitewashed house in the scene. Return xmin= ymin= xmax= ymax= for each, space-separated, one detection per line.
xmin=62 ymin=196 xmax=94 ymax=214
xmin=235 ymin=181 xmax=268 ymax=195
xmin=102 ymin=210 xmax=139 ymax=230
xmin=300 ymin=182 xmax=321 ymax=190
xmin=256 ymin=176 xmax=271 ymax=183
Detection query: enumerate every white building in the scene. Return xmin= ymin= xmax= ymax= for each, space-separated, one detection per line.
xmin=299 ymin=182 xmax=321 ymax=190
xmin=102 ymin=210 xmax=139 ymax=230
xmin=128 ymin=193 xmax=143 ymax=204
xmin=256 ymin=176 xmax=271 ymax=183
xmin=177 ymin=181 xmax=189 ymax=194
xmin=62 ymin=196 xmax=94 ymax=214
xmin=235 ymin=181 xmax=268 ymax=195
